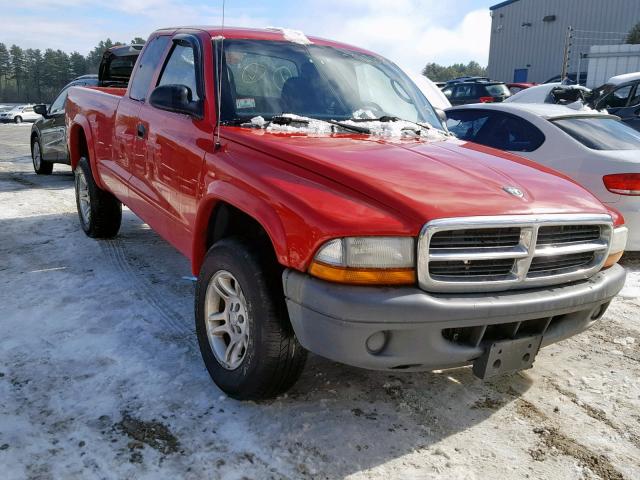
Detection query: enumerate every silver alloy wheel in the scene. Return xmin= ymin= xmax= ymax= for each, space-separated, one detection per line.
xmin=14 ymin=116 xmax=22 ymax=124
xmin=204 ymin=270 xmax=250 ymax=370
xmin=32 ymin=142 xmax=41 ymax=170
xmin=76 ymin=169 xmax=91 ymax=225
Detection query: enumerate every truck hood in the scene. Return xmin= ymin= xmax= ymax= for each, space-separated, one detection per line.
xmin=224 ymin=129 xmax=610 ymax=226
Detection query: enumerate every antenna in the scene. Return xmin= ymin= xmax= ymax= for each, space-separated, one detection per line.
xmin=215 ymin=0 xmax=226 ymax=150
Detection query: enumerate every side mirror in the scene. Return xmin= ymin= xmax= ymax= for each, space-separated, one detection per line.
xmin=34 ymin=104 xmax=49 ymax=117
xmin=149 ymin=84 xmax=202 ymax=118
xmin=435 ymin=108 xmax=448 ymax=125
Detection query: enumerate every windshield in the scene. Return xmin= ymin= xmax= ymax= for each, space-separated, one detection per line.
xmin=551 ymin=117 xmax=640 ymax=150
xmin=217 ymin=39 xmax=443 ymax=129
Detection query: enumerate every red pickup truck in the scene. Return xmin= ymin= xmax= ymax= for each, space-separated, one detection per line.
xmin=66 ymin=27 xmax=628 ymax=400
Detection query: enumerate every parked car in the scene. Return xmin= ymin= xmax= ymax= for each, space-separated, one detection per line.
xmin=588 ymin=72 xmax=640 ymax=132
xmin=409 ymin=73 xmax=451 ymax=111
xmin=66 ymin=26 xmax=627 ymax=400
xmin=506 ymin=82 xmax=536 ymax=95
xmin=444 ymin=76 xmax=491 ymax=86
xmin=442 ymin=80 xmax=511 ymax=105
xmin=30 ymin=45 xmax=142 ymax=174
xmin=506 ymin=82 xmax=591 ymax=105
xmin=0 ymin=104 xmax=41 ymax=123
xmin=446 ymin=102 xmax=639 ymax=251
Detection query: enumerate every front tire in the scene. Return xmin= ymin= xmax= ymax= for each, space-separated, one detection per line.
xmin=14 ymin=116 xmax=22 ymax=124
xmin=196 ymin=238 xmax=307 ymax=400
xmin=32 ymin=138 xmax=53 ymax=175
xmin=75 ymin=156 xmax=122 ymax=238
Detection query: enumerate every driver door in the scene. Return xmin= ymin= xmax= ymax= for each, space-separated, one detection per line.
xmin=39 ymin=89 xmax=69 ymax=161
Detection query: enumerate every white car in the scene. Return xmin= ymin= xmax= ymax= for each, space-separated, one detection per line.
xmin=506 ymin=82 xmax=591 ymax=105
xmin=0 ymin=104 xmax=42 ymax=123
xmin=445 ymin=103 xmax=640 ymax=250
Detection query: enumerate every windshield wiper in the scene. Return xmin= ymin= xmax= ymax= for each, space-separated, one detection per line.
xmin=271 ymin=114 xmax=371 ymax=135
xmin=349 ymin=115 xmax=434 ymax=132
xmin=350 ymin=115 xmax=449 ymax=135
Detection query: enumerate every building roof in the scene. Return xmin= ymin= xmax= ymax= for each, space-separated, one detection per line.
xmin=490 ymin=0 xmax=521 ymax=11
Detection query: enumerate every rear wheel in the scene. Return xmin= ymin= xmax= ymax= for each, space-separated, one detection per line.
xmin=196 ymin=238 xmax=307 ymax=400
xmin=75 ymin=156 xmax=122 ymax=238
xmin=14 ymin=116 xmax=22 ymax=124
xmin=32 ymin=138 xmax=53 ymax=175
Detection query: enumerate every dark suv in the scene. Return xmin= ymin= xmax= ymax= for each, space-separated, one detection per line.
xmin=588 ymin=75 xmax=640 ymax=132
xmin=442 ymin=81 xmax=511 ymax=106
xmin=30 ymin=44 xmax=142 ymax=174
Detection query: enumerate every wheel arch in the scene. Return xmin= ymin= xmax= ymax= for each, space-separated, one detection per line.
xmin=192 ymin=187 xmax=289 ymax=276
xmin=68 ymin=120 xmax=105 ymax=189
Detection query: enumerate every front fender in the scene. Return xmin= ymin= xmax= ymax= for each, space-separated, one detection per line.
xmin=191 ymin=179 xmax=289 ymax=276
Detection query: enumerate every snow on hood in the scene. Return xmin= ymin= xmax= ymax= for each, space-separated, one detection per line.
xmin=266 ymin=27 xmax=312 ymax=45
xmin=250 ymin=114 xmax=449 ymax=141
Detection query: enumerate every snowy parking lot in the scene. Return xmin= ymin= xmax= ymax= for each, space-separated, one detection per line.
xmin=1 ymin=123 xmax=639 ymax=480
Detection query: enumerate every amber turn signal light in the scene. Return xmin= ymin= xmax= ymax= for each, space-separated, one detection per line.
xmin=309 ymin=261 xmax=416 ymax=286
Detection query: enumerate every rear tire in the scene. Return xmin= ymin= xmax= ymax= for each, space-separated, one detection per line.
xmin=75 ymin=156 xmax=122 ymax=238
xmin=195 ymin=238 xmax=307 ymax=400
xmin=14 ymin=116 xmax=22 ymax=124
xmin=32 ymin=137 xmax=53 ymax=175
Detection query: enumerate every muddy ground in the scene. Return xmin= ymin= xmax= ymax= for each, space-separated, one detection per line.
xmin=0 ymin=123 xmax=638 ymax=480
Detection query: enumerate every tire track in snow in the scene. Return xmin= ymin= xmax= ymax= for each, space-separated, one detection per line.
xmin=99 ymin=238 xmax=196 ymax=344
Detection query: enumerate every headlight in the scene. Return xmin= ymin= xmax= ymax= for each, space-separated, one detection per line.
xmin=604 ymin=226 xmax=628 ymax=268
xmin=309 ymin=237 xmax=415 ymax=285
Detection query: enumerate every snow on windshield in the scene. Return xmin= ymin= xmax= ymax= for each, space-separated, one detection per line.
xmin=249 ymin=114 xmax=449 ymax=141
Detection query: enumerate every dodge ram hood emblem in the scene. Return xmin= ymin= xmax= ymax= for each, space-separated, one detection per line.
xmin=503 ymin=186 xmax=524 ymax=198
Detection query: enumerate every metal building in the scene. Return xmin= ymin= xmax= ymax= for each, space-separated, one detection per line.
xmin=487 ymin=0 xmax=640 ymax=84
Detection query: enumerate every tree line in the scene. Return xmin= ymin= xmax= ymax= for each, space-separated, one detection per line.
xmin=0 ymin=37 xmax=146 ymax=104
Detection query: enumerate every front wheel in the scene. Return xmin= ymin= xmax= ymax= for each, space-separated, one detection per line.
xmin=195 ymin=238 xmax=307 ymax=400
xmin=32 ymin=138 xmax=53 ymax=175
xmin=14 ymin=116 xmax=22 ymax=124
xmin=75 ymin=156 xmax=122 ymax=238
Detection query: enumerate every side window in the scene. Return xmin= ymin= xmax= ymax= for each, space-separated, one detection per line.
xmin=600 ymin=85 xmax=633 ymax=109
xmin=442 ymin=87 xmax=453 ymax=98
xmin=628 ymin=85 xmax=640 ymax=107
xmin=453 ymin=84 xmax=474 ymax=99
xmin=129 ymin=35 xmax=170 ymax=101
xmin=479 ymin=113 xmax=545 ymax=152
xmin=24 ymin=106 xmax=34 ymax=113
xmin=446 ymin=110 xmax=491 ymax=141
xmin=49 ymin=89 xmax=69 ymax=115
xmin=157 ymin=43 xmax=201 ymax=101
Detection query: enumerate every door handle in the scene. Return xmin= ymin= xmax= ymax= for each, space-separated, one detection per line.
xmin=137 ymin=123 xmax=146 ymax=138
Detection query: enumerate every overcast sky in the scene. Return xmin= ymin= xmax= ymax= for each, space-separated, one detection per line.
xmin=0 ymin=0 xmax=496 ymax=73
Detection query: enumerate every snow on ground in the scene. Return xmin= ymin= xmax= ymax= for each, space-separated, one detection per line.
xmin=0 ymin=124 xmax=639 ymax=479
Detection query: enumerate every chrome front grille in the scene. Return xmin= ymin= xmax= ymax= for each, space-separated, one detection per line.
xmin=418 ymin=214 xmax=613 ymax=293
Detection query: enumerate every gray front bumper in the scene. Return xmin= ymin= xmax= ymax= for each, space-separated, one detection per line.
xmin=283 ymin=265 xmax=626 ymax=371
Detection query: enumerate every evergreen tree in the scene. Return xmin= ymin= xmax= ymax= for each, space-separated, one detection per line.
xmin=0 ymin=43 xmax=10 ymax=91
xmin=0 ymin=37 xmax=141 ymax=101
xmin=422 ymin=61 xmax=487 ymax=82
xmin=627 ymin=22 xmax=640 ymax=44
xmin=69 ymin=52 xmax=87 ymax=78
xmin=9 ymin=45 xmax=26 ymax=97
xmin=25 ymin=49 xmax=44 ymax=102
xmin=131 ymin=37 xmax=147 ymax=45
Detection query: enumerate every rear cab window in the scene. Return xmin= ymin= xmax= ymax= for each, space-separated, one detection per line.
xmin=552 ymin=116 xmax=640 ymax=150
xmin=129 ymin=35 xmax=171 ymax=101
